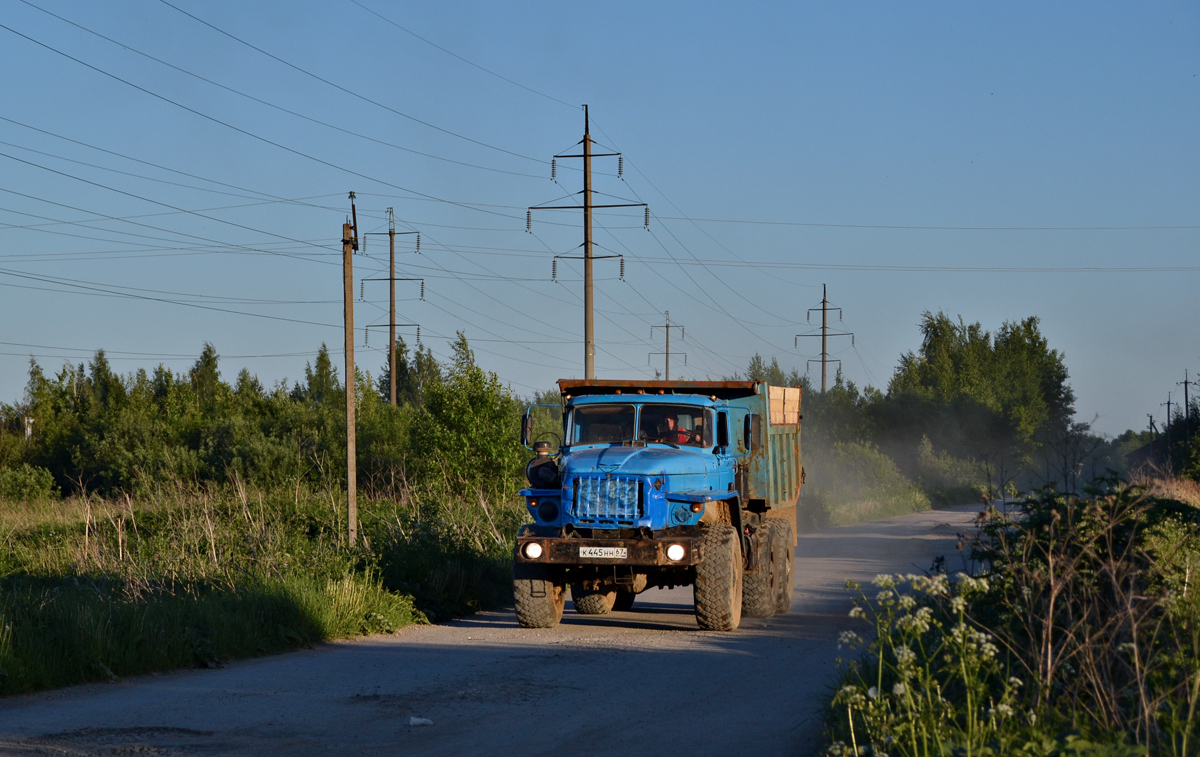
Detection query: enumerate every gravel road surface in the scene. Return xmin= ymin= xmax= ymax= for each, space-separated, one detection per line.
xmin=0 ymin=505 xmax=981 ymax=756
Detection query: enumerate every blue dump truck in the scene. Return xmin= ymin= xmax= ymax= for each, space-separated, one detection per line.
xmin=515 ymin=379 xmax=802 ymax=631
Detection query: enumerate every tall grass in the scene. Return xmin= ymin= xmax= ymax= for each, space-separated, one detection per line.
xmin=0 ymin=473 xmax=525 ymax=696
xmin=823 ymin=478 xmax=1200 ymax=756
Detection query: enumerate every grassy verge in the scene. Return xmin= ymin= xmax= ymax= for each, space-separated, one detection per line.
xmin=799 ymin=441 xmax=931 ymax=531
xmin=819 ymin=477 xmax=1200 ymax=756
xmin=0 ymin=476 xmax=525 ymax=696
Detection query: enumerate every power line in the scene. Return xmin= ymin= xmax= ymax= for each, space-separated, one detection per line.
xmin=153 ymin=0 xmax=545 ymax=165
xmin=345 ymin=0 xmax=578 ymax=110
xmin=0 ymin=21 xmax=533 ymax=223
xmin=650 ymin=214 xmax=1200 ymax=232
xmin=16 ymin=0 xmax=548 ymax=180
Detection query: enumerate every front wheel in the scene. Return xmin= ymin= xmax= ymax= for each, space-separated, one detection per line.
xmin=694 ymin=523 xmax=743 ymax=631
xmin=514 ymin=560 xmax=565 ymax=628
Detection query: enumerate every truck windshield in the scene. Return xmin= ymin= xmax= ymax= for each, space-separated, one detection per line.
xmin=569 ymin=404 xmax=636 ymax=445
xmin=639 ymin=404 xmax=713 ymax=447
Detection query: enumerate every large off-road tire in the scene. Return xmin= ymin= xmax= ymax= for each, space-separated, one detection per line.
xmin=613 ymin=589 xmax=636 ymax=612
xmin=571 ymin=584 xmax=616 ymax=615
xmin=772 ymin=519 xmax=796 ymax=614
xmin=694 ymin=523 xmax=743 ymax=631
xmin=741 ymin=524 xmax=777 ymax=619
xmin=514 ymin=559 xmax=565 ymax=628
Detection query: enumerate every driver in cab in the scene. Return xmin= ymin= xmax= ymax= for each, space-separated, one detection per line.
xmin=657 ymin=413 xmax=695 ymax=445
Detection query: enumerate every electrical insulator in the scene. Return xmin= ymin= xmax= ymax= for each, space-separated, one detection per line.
xmin=416 ymin=233 xmax=421 ymax=253
xmin=551 ymin=158 xmax=556 ymax=180
xmin=416 ymin=325 xmax=421 ymax=346
xmin=419 ymin=281 xmax=425 ymax=300
xmin=526 ymin=210 xmax=531 ymax=232
xmin=618 ymin=155 xmax=623 ymax=178
xmin=359 ymin=281 xmax=364 ymax=300
xmin=362 ymin=234 xmax=366 ymax=253
xmin=365 ymin=329 xmax=369 ymax=346
xmin=552 ymin=259 xmax=557 ymax=281
xmin=644 ymin=207 xmax=650 ymax=229
xmin=619 ymin=258 xmax=625 ymax=281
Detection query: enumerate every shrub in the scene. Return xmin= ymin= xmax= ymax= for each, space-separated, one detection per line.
xmin=913 ymin=436 xmax=987 ymax=508
xmin=800 ymin=441 xmax=930 ymax=531
xmin=0 ymin=464 xmax=59 ymax=502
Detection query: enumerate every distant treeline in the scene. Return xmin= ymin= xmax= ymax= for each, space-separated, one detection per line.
xmin=0 ymin=334 xmax=525 ymax=500
xmin=732 ymin=311 xmax=1196 ymax=527
xmin=1 ymin=310 xmax=1195 ymax=509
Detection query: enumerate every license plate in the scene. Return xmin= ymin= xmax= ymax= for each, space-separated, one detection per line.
xmin=579 ymin=546 xmax=628 ymax=559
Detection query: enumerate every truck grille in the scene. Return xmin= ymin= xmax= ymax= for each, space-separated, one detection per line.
xmin=572 ymin=475 xmax=643 ymax=526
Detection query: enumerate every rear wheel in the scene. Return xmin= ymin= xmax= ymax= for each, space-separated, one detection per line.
xmin=772 ymin=519 xmax=795 ymax=614
xmin=694 ymin=523 xmax=743 ymax=631
xmin=571 ymin=584 xmax=616 ymax=615
xmin=741 ymin=523 xmax=777 ymax=619
xmin=514 ymin=559 xmax=565 ymax=628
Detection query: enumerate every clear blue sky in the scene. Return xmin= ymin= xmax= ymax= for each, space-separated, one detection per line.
xmin=0 ymin=0 xmax=1196 ymax=435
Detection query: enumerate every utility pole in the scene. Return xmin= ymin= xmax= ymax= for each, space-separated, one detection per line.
xmin=1148 ymin=414 xmax=1158 ymax=440
xmin=1163 ymin=393 xmax=1174 ymax=455
xmin=343 ymin=193 xmax=358 ymax=547
xmin=528 ymin=105 xmax=647 ymax=379
xmin=649 ymin=311 xmax=686 ymax=380
xmin=389 ymin=210 xmax=395 ymax=407
xmin=362 ymin=208 xmax=420 ymax=406
xmin=1179 ymin=370 xmax=1193 ymax=445
xmin=795 ymin=284 xmax=854 ymax=392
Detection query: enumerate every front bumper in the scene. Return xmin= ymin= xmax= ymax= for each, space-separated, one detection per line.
xmin=515 ymin=534 xmax=702 ymax=567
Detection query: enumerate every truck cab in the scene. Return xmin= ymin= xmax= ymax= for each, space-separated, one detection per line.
xmin=514 ymin=380 xmax=802 ymax=631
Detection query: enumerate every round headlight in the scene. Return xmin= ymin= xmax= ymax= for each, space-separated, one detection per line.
xmin=536 ymin=500 xmax=559 ymax=523
xmin=666 ymin=543 xmax=686 ymax=562
xmin=523 ymin=541 xmax=544 ymax=560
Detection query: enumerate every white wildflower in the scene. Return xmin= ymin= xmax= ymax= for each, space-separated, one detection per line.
xmin=892 ymin=682 xmax=906 ymax=696
xmin=849 ymin=606 xmax=866 ymax=619
xmin=838 ymin=630 xmax=862 ymax=649
xmin=950 ymin=596 xmax=967 ymax=613
xmin=995 ymin=703 xmax=1014 ymax=717
xmin=872 ymin=573 xmax=898 ymax=587
xmin=1008 ymin=677 xmax=1023 ymax=689
xmin=867 ymin=686 xmax=879 ymax=699
xmin=898 ymin=595 xmax=917 ymax=610
xmin=957 ymin=573 xmax=990 ymax=594
xmin=876 ymin=589 xmax=895 ymax=603
xmin=894 ymin=645 xmax=916 ymax=666
xmin=923 ymin=574 xmax=950 ymax=596
xmin=896 ymin=606 xmax=934 ymax=634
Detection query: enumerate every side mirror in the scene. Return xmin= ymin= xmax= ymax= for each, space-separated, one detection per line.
xmin=521 ymin=410 xmax=534 ymax=448
xmin=716 ymin=412 xmax=729 ymax=448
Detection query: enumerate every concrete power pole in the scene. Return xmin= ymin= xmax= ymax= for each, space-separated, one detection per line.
xmin=649 ymin=311 xmax=686 ymax=380
xmin=389 ymin=212 xmax=396 ymax=406
xmin=795 ymin=284 xmax=854 ymax=392
xmin=1179 ymin=370 xmax=1193 ymax=445
xmin=362 ymin=209 xmax=420 ymax=406
xmin=343 ymin=194 xmax=358 ymax=547
xmin=1163 ymin=392 xmax=1174 ymax=456
xmin=528 ymin=106 xmax=646 ymax=379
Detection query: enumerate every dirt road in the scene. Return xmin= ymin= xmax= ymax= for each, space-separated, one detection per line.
xmin=0 ymin=505 xmax=980 ymax=756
